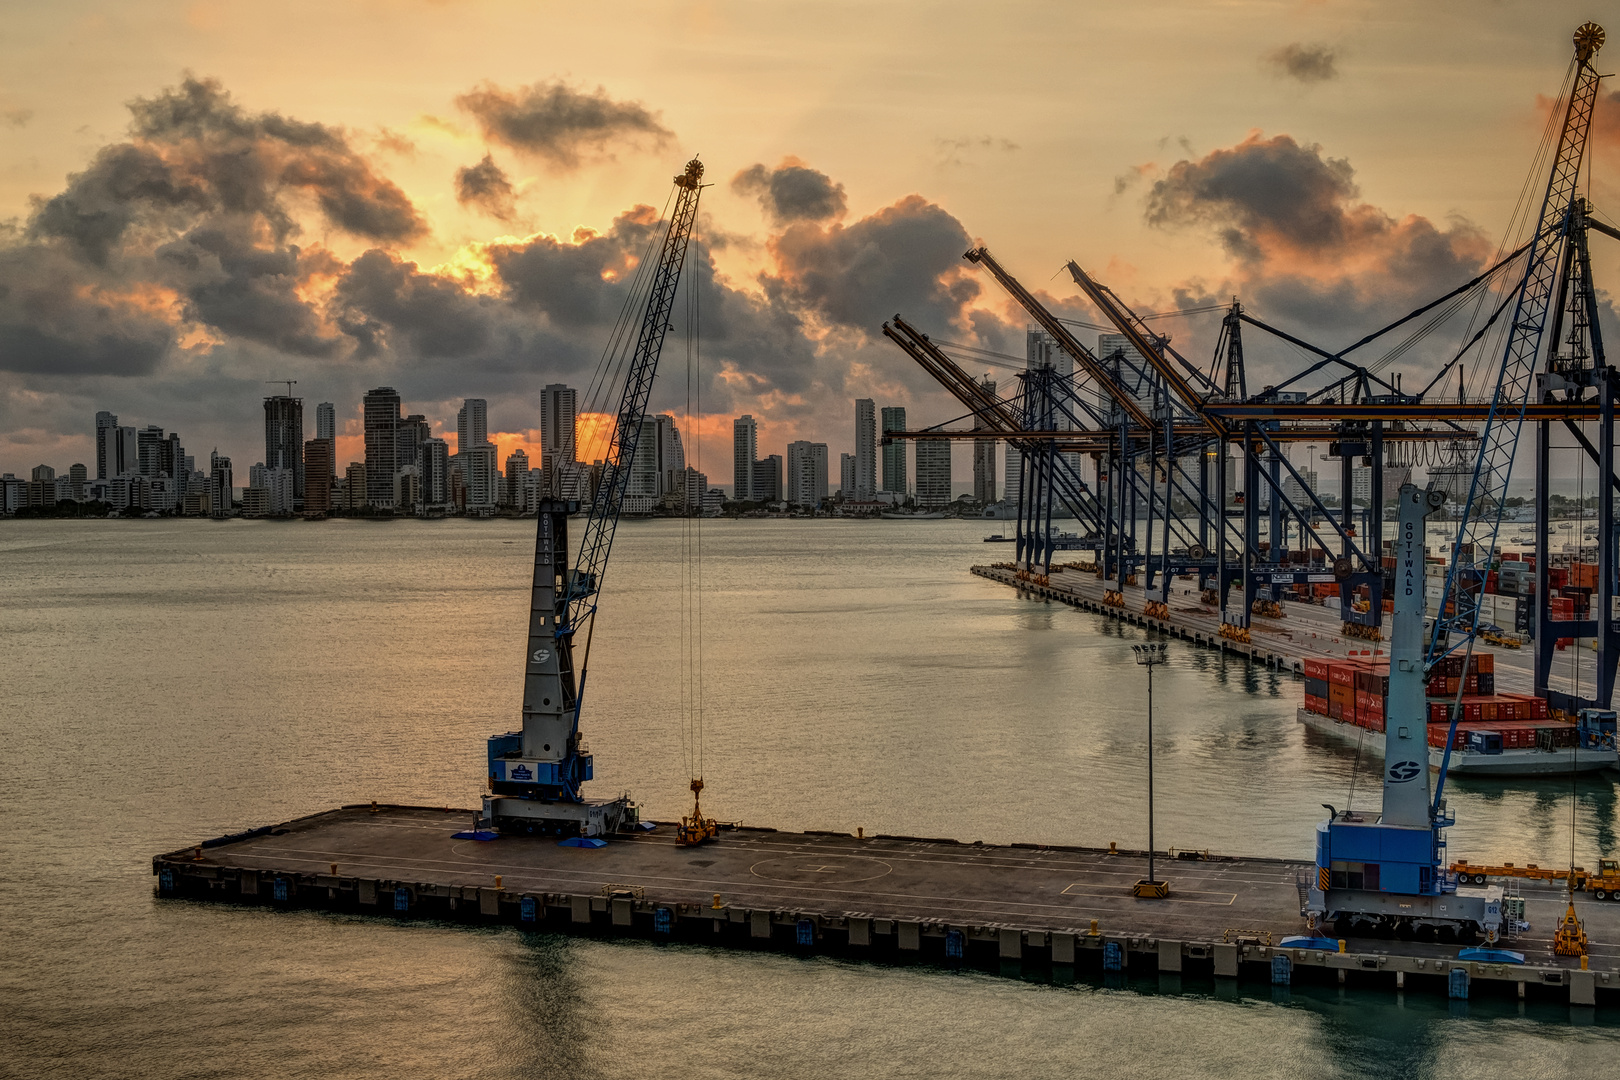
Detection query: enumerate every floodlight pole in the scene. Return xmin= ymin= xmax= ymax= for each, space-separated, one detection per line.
xmin=1132 ymin=641 xmax=1167 ymax=895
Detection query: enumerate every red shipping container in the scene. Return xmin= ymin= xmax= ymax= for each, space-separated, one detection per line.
xmin=1304 ymin=657 xmax=1331 ymax=681
xmin=1464 ymin=674 xmax=1479 ymax=694
xmin=1330 ymin=701 xmax=1344 ymax=721
xmin=1329 ymin=663 xmax=1357 ymax=688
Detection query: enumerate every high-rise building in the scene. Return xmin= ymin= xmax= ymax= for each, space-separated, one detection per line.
xmin=854 ymin=398 xmax=876 ymax=498
xmin=880 ymin=406 xmax=907 ymax=493
xmin=462 ymin=444 xmax=499 ymax=512
xmin=363 ymin=386 xmax=401 ymax=508
xmin=397 ymin=413 xmax=431 ymax=473
xmin=840 ymin=452 xmax=855 ymax=497
xmin=344 ymin=461 xmax=368 ymax=511
xmin=316 ymin=402 xmax=336 ymax=440
xmin=303 ymin=438 xmax=335 ymax=515
xmin=421 ymin=438 xmax=450 ymax=508
xmin=733 ymin=415 xmax=757 ymax=501
xmin=248 ymin=462 xmax=294 ymax=515
xmin=504 ymin=449 xmax=530 ymax=510
xmin=263 ymin=394 xmax=304 ymax=499
xmin=137 ymin=425 xmax=166 ymax=477
xmin=540 ymin=384 xmax=578 ymax=490
xmin=630 ymin=414 xmax=684 ymax=498
xmin=973 ymin=376 xmax=996 ymax=504
xmin=68 ymin=463 xmax=87 ymax=502
xmin=916 ymin=438 xmax=952 ymax=508
xmin=32 ymin=464 xmax=55 ymax=482
xmin=209 ymin=450 xmax=233 ymax=517
xmin=786 ymin=441 xmax=829 ymax=506
xmin=95 ymin=411 xmax=118 ymax=479
xmin=753 ymin=454 xmax=782 ymax=502
xmin=457 ymin=398 xmax=489 ymax=453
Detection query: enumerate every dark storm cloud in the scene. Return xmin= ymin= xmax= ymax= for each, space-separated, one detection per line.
xmin=732 ymin=161 xmax=847 ymax=224
xmin=454 ymin=154 xmax=518 ymax=221
xmin=455 ymin=80 xmax=671 ymax=168
xmin=762 ymin=194 xmax=980 ymax=334
xmin=31 ymin=75 xmax=426 ymax=264
xmin=1142 ymin=133 xmax=1493 ymax=386
xmin=1145 ymin=133 xmax=1365 ymax=261
xmin=0 ymin=246 xmax=173 ymax=376
xmin=157 ymin=223 xmax=341 ymax=357
xmin=1265 ymin=43 xmax=1339 ymax=84
xmin=30 ymin=144 xmax=211 ymax=265
xmin=332 ymin=249 xmax=499 ymax=361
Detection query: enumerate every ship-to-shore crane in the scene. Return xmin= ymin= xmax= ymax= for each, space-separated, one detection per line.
xmin=482 ymin=158 xmax=705 ymax=837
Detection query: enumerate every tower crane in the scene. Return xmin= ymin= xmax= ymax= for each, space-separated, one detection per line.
xmin=482 ymin=157 xmax=705 ymax=838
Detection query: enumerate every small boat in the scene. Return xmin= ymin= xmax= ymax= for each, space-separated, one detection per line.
xmin=983 ymin=534 xmax=1015 ymax=543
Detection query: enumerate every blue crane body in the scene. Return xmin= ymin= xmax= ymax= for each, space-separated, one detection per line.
xmin=482 ymin=158 xmax=705 ymax=837
xmin=1303 ymin=484 xmax=1504 ymax=941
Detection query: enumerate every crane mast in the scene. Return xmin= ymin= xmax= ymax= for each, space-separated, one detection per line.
xmin=1430 ymin=23 xmax=1605 ymax=661
xmin=483 ymin=157 xmax=705 ymax=837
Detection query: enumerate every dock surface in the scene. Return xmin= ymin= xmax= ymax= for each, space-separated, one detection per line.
xmin=156 ymin=805 xmax=1620 ymax=1006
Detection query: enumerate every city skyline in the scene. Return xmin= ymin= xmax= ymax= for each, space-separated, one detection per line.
xmin=5 ymin=5 xmax=1611 ymax=484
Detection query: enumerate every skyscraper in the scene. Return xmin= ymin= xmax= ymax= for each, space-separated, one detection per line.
xmin=95 ymin=411 xmax=118 ymax=479
xmin=397 ymin=413 xmax=431 ymax=473
xmin=419 ymin=438 xmax=448 ymax=508
xmin=540 ymin=384 xmax=577 ymax=489
xmin=504 ymin=449 xmax=530 ymax=510
xmin=880 ymin=406 xmax=907 ymax=494
xmin=462 ymin=445 xmax=499 ymax=512
xmin=630 ymin=414 xmax=684 ymax=498
xmin=840 ymin=452 xmax=855 ymax=497
xmin=973 ymin=376 xmax=997 ymax=503
xmin=303 ymin=438 xmax=335 ymax=515
xmin=854 ymin=398 xmax=876 ymax=498
xmin=315 ymin=402 xmax=336 ymax=440
xmin=363 ymin=386 xmax=401 ymax=508
xmin=457 ymin=398 xmax=489 ymax=453
xmin=210 ymin=450 xmax=233 ymax=517
xmin=263 ymin=394 xmax=304 ymax=499
xmin=916 ymin=438 xmax=952 ymax=508
xmin=733 ymin=415 xmax=757 ymax=501
xmin=753 ymin=453 xmax=783 ymax=502
xmin=786 ymin=441 xmax=829 ymax=506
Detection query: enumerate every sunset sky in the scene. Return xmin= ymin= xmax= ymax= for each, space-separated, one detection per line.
xmin=2 ymin=1 xmax=1617 ymax=484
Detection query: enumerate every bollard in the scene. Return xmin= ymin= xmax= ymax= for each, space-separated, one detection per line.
xmin=1338 ymin=939 xmax=1347 ymax=954
xmin=495 ymin=875 xmax=502 ymax=890
xmin=712 ymin=893 xmax=723 ymax=909
xmin=1088 ymin=919 xmax=1100 ymax=936
xmin=330 ymin=863 xmax=338 ymax=876
xmin=857 ymin=827 xmax=864 ymax=839
xmin=1109 ymin=841 xmax=1118 ymax=854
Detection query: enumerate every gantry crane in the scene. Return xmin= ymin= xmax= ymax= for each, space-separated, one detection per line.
xmin=482 ymin=158 xmax=706 ymax=837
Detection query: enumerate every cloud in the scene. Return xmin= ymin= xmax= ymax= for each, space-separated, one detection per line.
xmin=2 ymin=108 xmax=32 ymax=128
xmin=1142 ymin=131 xmax=1493 ymax=375
xmin=1146 ymin=132 xmax=1369 ymax=262
xmin=935 ymin=135 xmax=1020 ymax=168
xmin=455 ymin=80 xmax=671 ymax=168
xmin=761 ymin=194 xmax=981 ymax=335
xmin=731 ymin=159 xmax=846 ymax=224
xmin=1113 ymin=162 xmax=1156 ymax=196
xmin=1265 ymin=43 xmax=1339 ymax=84
xmin=455 ymin=154 xmax=517 ymax=221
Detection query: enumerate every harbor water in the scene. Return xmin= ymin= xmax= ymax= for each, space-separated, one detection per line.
xmin=3 ymin=517 xmax=1617 ymax=1077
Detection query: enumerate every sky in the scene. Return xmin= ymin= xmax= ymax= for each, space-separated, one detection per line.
xmin=2 ymin=0 xmax=1618 ymax=487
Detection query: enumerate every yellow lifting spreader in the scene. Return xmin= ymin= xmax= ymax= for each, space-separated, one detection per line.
xmin=676 ymin=777 xmax=718 ymax=847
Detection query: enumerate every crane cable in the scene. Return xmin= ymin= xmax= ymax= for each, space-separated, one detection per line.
xmin=680 ymin=219 xmax=706 ymax=789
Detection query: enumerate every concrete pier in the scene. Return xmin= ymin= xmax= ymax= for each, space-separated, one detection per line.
xmin=971 ymin=564 xmax=1554 ymax=695
xmin=154 ymin=805 xmax=1620 ymax=1007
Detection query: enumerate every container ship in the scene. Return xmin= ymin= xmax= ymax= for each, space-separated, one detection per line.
xmin=1297 ymin=653 xmax=1617 ymax=776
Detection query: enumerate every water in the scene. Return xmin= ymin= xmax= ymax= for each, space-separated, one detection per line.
xmin=2 ymin=517 xmax=1617 ymax=1077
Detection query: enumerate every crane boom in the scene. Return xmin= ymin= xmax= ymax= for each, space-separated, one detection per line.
xmin=1431 ymin=24 xmax=1605 ymax=660
xmin=484 ymin=157 xmax=705 ymax=838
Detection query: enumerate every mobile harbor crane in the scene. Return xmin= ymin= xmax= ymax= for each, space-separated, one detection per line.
xmin=1302 ymin=484 xmax=1506 ymax=943
xmin=481 ymin=158 xmax=706 ymax=838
